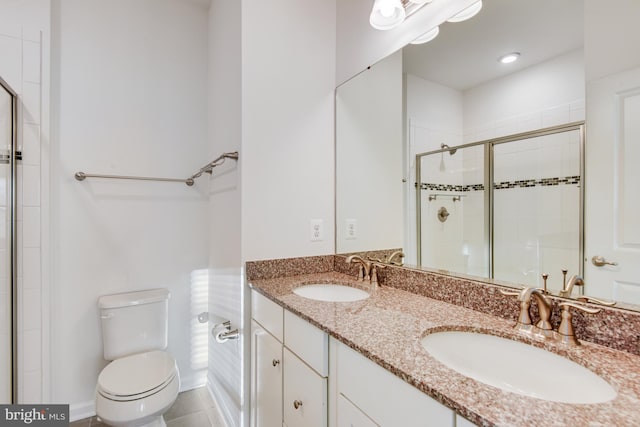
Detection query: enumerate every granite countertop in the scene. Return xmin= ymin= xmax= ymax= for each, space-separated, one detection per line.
xmin=249 ymin=271 xmax=640 ymax=427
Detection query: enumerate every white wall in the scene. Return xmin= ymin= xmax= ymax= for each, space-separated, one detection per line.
xmin=463 ymin=49 xmax=585 ymax=142
xmin=584 ymin=0 xmax=640 ymax=83
xmin=0 ymin=0 xmax=50 ymax=404
xmin=207 ymin=1 xmax=243 ymax=426
xmin=240 ymin=0 xmax=337 ymax=262
xmin=51 ymin=0 xmax=210 ymax=418
xmin=336 ymin=50 xmax=403 ymax=253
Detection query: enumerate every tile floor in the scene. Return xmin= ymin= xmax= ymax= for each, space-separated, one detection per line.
xmin=70 ymin=387 xmax=227 ymax=427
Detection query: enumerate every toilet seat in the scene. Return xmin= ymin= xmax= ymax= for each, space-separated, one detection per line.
xmin=98 ymin=350 xmax=177 ymax=402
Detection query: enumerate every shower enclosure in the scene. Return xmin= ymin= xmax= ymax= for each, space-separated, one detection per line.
xmin=416 ymin=122 xmax=583 ymax=291
xmin=0 ymin=75 xmax=17 ymax=404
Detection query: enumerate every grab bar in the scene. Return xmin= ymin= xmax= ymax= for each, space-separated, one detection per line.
xmin=75 ymin=151 xmax=239 ymax=187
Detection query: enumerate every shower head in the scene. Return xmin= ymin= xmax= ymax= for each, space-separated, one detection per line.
xmin=441 ymin=143 xmax=457 ymax=155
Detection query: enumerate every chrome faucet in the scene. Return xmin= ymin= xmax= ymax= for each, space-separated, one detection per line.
xmin=385 ymin=250 xmax=405 ymax=266
xmin=346 ymin=255 xmax=372 ymax=282
xmin=559 ymin=274 xmax=584 ymax=298
xmin=502 ymin=286 xmax=601 ymax=346
xmin=519 ymin=287 xmax=553 ymax=337
xmin=347 ymin=255 xmax=385 ymax=288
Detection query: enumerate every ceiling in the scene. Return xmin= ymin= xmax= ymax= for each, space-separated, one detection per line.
xmin=402 ymin=0 xmax=584 ymax=91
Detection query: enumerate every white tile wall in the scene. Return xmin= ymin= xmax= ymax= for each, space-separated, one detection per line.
xmin=0 ymin=24 xmax=44 ymax=404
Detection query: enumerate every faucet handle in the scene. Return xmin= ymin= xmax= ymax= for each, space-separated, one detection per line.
xmin=541 ymin=274 xmax=549 ymax=294
xmin=370 ymin=263 xmax=386 ymax=285
xmin=576 ymin=296 xmax=616 ymax=307
xmin=557 ymin=302 xmax=601 ymax=346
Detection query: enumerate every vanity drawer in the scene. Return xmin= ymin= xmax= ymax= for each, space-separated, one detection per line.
xmin=335 ymin=339 xmax=454 ymax=426
xmin=251 ymin=290 xmax=284 ymax=342
xmin=283 ymin=348 xmax=327 ymax=427
xmin=284 ymin=309 xmax=328 ymax=376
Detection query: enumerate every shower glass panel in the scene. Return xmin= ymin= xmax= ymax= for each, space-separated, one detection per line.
xmin=493 ymin=129 xmax=582 ymax=290
xmin=416 ymin=123 xmax=583 ymax=289
xmin=418 ymin=144 xmax=487 ymax=276
xmin=0 ymin=77 xmax=16 ymax=404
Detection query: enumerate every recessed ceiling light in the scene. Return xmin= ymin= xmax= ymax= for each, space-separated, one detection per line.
xmin=499 ymin=52 xmax=520 ymax=64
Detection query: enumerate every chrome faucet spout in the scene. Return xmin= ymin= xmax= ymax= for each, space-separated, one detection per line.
xmin=560 ymin=274 xmax=584 ymax=298
xmin=519 ymin=287 xmax=553 ymax=335
xmin=346 ymin=255 xmax=372 ymax=281
xmin=385 ymin=250 xmax=405 ymax=266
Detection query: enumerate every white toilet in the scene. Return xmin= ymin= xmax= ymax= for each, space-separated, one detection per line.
xmin=95 ymin=289 xmax=180 ymax=427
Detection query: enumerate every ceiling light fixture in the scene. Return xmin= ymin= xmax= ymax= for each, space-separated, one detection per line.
xmin=447 ymin=0 xmax=483 ymax=23
xmin=370 ymin=0 xmax=406 ymax=30
xmin=410 ymin=26 xmax=440 ymax=44
xmin=499 ymin=52 xmax=520 ymax=64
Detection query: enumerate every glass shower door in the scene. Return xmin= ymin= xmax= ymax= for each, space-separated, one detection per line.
xmin=492 ymin=128 xmax=582 ymax=290
xmin=417 ymin=144 xmax=487 ymax=276
xmin=0 ymin=78 xmax=16 ymax=404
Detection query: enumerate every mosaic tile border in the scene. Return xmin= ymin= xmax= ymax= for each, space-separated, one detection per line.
xmin=419 ymin=175 xmax=580 ymax=192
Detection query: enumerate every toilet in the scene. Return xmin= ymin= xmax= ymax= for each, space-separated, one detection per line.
xmin=95 ymin=289 xmax=180 ymax=427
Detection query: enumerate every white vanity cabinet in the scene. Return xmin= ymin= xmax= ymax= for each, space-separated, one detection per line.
xmin=251 ymin=290 xmax=328 ymax=427
xmin=330 ymin=337 xmax=456 ymax=427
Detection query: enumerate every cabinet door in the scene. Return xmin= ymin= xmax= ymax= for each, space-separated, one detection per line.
xmin=251 ymin=321 xmax=283 ymax=427
xmin=283 ymin=348 xmax=327 ymax=427
xmin=337 ymin=394 xmax=378 ymax=427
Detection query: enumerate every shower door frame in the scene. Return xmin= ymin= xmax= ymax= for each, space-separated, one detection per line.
xmin=0 ymin=74 xmax=18 ymax=404
xmin=415 ymin=121 xmax=585 ymax=279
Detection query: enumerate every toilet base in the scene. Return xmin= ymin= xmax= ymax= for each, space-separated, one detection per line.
xmin=97 ymin=414 xmax=166 ymax=427
xmin=137 ymin=415 xmax=166 ymax=427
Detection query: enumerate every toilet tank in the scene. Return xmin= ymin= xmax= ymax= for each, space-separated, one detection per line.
xmin=98 ymin=289 xmax=170 ymax=360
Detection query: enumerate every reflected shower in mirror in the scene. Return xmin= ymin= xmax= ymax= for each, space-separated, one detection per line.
xmin=415 ymin=124 xmax=583 ymax=294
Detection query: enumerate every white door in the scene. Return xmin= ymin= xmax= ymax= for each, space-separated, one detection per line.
xmin=585 ymin=66 xmax=640 ymax=304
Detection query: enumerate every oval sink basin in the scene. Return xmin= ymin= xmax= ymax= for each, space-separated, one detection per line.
xmin=421 ymin=331 xmax=616 ymax=404
xmin=293 ymin=284 xmax=370 ymax=302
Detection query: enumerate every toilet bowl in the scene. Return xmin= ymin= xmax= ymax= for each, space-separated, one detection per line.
xmin=96 ymin=351 xmax=180 ymax=427
xmin=95 ymin=289 xmax=179 ymax=427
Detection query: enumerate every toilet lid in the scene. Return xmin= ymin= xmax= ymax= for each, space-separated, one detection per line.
xmin=98 ymin=350 xmax=177 ymax=398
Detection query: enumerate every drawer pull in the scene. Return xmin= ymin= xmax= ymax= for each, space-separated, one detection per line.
xmin=272 ymin=359 xmax=280 ymax=367
xmin=293 ymin=400 xmax=303 ymax=410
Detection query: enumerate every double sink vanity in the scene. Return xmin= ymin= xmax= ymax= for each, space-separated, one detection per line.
xmin=247 ymin=254 xmax=640 ymax=426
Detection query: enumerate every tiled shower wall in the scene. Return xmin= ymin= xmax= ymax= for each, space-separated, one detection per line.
xmin=408 ymin=48 xmax=585 ymax=280
xmin=0 ymin=19 xmax=46 ymax=403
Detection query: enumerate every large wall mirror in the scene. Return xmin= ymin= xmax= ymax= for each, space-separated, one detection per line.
xmin=336 ymin=0 xmax=640 ymax=310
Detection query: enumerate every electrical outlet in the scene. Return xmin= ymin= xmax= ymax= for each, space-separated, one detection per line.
xmin=346 ymin=219 xmax=357 ymax=240
xmin=310 ymin=219 xmax=324 ymax=242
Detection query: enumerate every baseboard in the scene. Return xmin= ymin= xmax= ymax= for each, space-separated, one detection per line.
xmin=179 ymin=370 xmax=208 ymax=392
xmin=207 ymin=377 xmax=237 ymax=427
xmin=69 ymin=400 xmax=95 ymax=422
